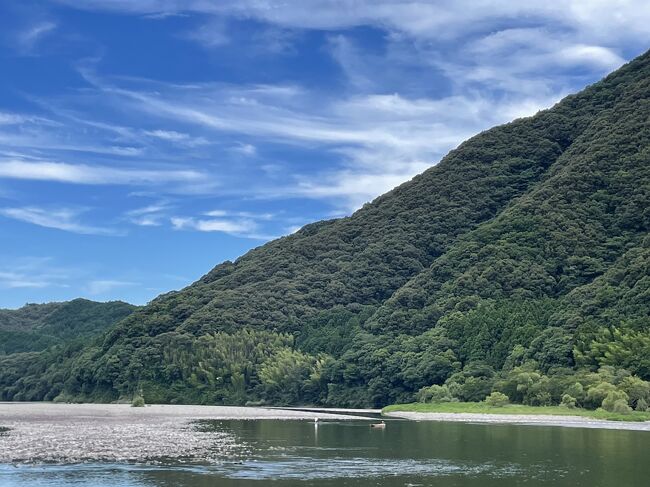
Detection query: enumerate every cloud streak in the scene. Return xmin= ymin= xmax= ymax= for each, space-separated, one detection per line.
xmin=0 ymin=159 xmax=208 ymax=186
xmin=0 ymin=206 xmax=118 ymax=235
xmin=50 ymin=1 xmax=650 ymax=46
xmin=83 ymin=72 xmax=563 ymax=209
xmin=125 ymin=202 xmax=173 ymax=226
xmin=86 ymin=279 xmax=137 ymax=295
xmin=170 ymin=208 xmax=279 ymax=239
xmin=0 ymin=257 xmax=72 ymax=291
xmin=0 ymin=271 xmax=51 ymax=289
xmin=143 ymin=129 xmax=210 ymax=147
xmin=15 ymin=21 xmax=57 ymax=54
xmin=8 ymin=3 xmax=646 ymax=212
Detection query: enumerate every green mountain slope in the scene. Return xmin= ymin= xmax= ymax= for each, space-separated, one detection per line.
xmin=0 ymin=299 xmax=137 ymax=355
xmin=369 ymin=62 xmax=649 ymax=334
xmin=558 ymin=238 xmax=650 ymax=378
xmin=1 ymin=50 xmax=648 ymax=407
xmin=329 ymin=53 xmax=650 ymax=404
xmin=102 ymin=51 xmax=645 ymax=344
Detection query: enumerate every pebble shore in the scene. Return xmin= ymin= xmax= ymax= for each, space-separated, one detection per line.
xmin=0 ymin=402 xmax=365 ymax=464
xmin=384 ymin=411 xmax=650 ymax=431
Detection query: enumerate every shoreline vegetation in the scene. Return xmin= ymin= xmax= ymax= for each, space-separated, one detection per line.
xmin=383 ymin=402 xmax=650 ymax=423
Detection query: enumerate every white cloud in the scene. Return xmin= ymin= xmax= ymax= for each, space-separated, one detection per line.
xmin=0 ymin=206 xmax=118 ymax=235
xmin=555 ymin=44 xmax=625 ymax=69
xmin=446 ymin=28 xmax=626 ymax=96
xmin=171 ymin=216 xmax=257 ymax=234
xmin=144 ymin=129 xmax=189 ymax=141
xmin=286 ymin=225 xmax=302 ymax=234
xmin=296 ymin=170 xmax=421 ymax=212
xmin=127 ymin=203 xmax=171 ymax=215
xmin=125 ymin=202 xmax=173 ymax=226
xmin=0 ymin=159 xmax=208 ymax=186
xmin=203 ymin=209 xmax=228 ymax=217
xmin=170 ymin=212 xmax=276 ymax=239
xmin=0 ymin=112 xmax=30 ymax=125
xmin=86 ymin=279 xmax=137 ymax=295
xmin=129 ymin=216 xmax=160 ymax=226
xmin=204 ymin=209 xmax=275 ymax=220
xmin=231 ymin=143 xmax=257 ymax=156
xmin=0 ymin=111 xmax=57 ymax=126
xmin=89 ymin=73 xmax=561 ymax=208
xmin=0 ymin=132 xmax=148 ymax=157
xmin=0 ymin=106 xmax=213 ymax=161
xmin=144 ymin=129 xmax=210 ymax=146
xmin=466 ymin=29 xmax=626 ymax=70
xmin=50 ymin=1 xmax=650 ymax=46
xmin=167 ymin=209 xmax=286 ymax=240
xmin=94 ymin=77 xmax=545 ymax=153
xmin=24 ymin=1 xmax=650 ymax=214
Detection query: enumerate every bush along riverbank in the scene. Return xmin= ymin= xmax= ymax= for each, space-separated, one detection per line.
xmin=383 ymin=365 xmax=650 ymax=422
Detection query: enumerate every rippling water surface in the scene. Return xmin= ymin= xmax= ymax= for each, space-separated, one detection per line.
xmin=2 ymin=419 xmax=649 ymax=486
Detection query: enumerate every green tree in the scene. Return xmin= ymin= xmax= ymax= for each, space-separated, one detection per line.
xmin=485 ymin=391 xmax=509 ymax=407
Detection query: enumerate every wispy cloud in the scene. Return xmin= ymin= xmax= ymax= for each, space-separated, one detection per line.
xmin=0 ymin=110 xmax=58 ymax=127
xmin=125 ymin=201 xmax=173 ymax=226
xmin=0 ymin=257 xmax=71 ymax=290
xmin=0 ymin=271 xmax=50 ymax=289
xmin=83 ymin=72 xmax=561 ymax=208
xmin=51 ymin=1 xmax=650 ymax=47
xmin=86 ymin=279 xmax=137 ymax=295
xmin=231 ymin=143 xmax=257 ymax=156
xmin=0 ymin=159 xmax=209 ymax=186
xmin=0 ymin=105 xmax=211 ymax=161
xmin=15 ymin=21 xmax=57 ymax=54
xmin=204 ymin=209 xmax=275 ymax=220
xmin=171 ymin=215 xmax=257 ymax=235
xmin=169 ymin=206 xmax=280 ymax=239
xmin=0 ymin=206 xmax=119 ymax=235
xmin=11 ymin=0 xmax=644 ymax=214
xmin=143 ymin=129 xmax=210 ymax=147
xmin=184 ymin=18 xmax=230 ymax=48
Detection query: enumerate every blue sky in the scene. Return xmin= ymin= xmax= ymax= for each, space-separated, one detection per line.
xmin=0 ymin=1 xmax=648 ymax=308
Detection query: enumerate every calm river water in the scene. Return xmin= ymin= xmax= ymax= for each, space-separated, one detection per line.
xmin=2 ymin=418 xmax=648 ymax=486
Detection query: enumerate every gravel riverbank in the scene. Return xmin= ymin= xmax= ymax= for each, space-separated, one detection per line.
xmin=384 ymin=411 xmax=650 ymax=431
xmin=0 ymin=402 xmax=371 ymax=464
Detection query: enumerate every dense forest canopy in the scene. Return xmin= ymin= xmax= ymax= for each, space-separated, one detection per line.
xmin=0 ymin=299 xmax=136 ymax=355
xmin=0 ymin=50 xmax=648 ymax=411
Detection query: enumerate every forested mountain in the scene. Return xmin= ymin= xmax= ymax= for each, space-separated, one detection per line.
xmin=0 ymin=299 xmax=136 ymax=355
xmin=0 ymin=50 xmax=648 ymax=408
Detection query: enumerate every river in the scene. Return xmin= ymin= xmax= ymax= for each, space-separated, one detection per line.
xmin=2 ymin=413 xmax=649 ymax=486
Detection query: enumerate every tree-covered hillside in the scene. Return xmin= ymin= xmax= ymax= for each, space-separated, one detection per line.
xmin=1 ymin=50 xmax=648 ymax=409
xmin=0 ymin=299 xmax=136 ymax=355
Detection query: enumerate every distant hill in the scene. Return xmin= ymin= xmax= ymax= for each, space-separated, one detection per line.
xmin=0 ymin=49 xmax=648 ymax=407
xmin=0 ymin=299 xmax=137 ymax=355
